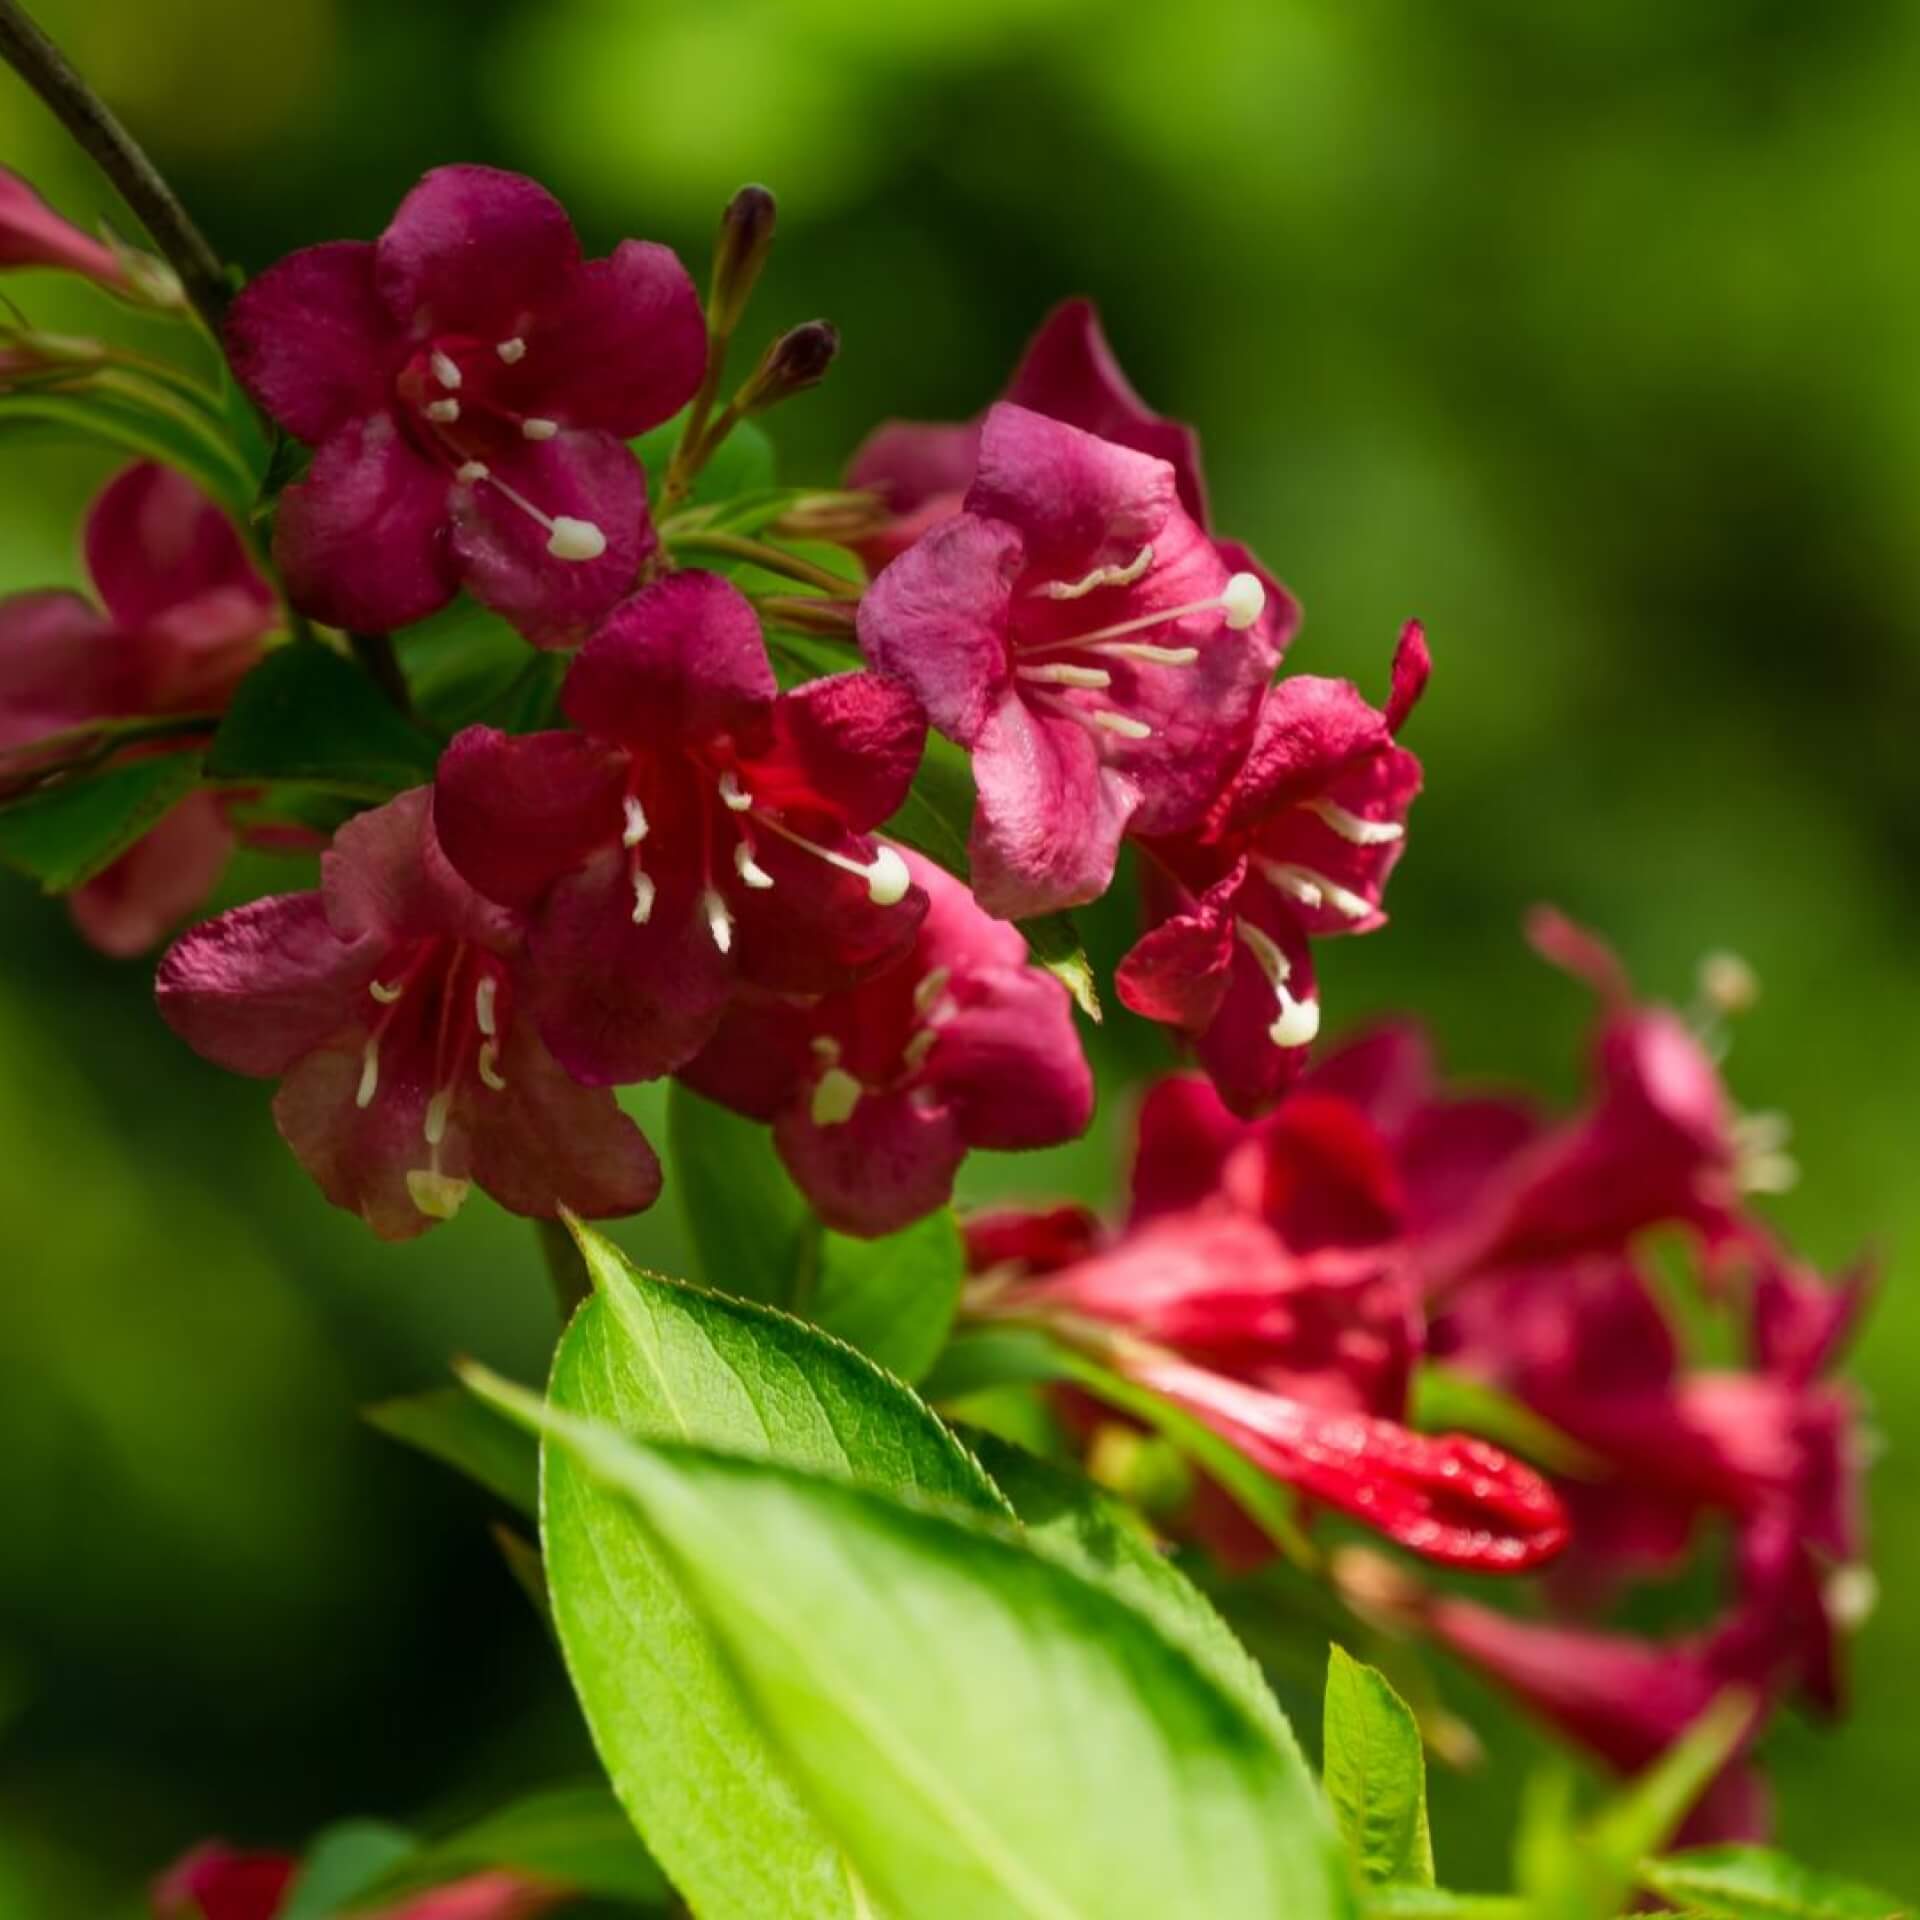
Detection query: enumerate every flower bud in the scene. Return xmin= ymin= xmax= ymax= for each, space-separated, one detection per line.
xmin=0 ymin=167 xmax=181 ymax=309
xmin=770 ymin=489 xmax=891 ymax=542
xmin=739 ymin=320 xmax=839 ymax=414
xmin=709 ymin=183 xmax=777 ymax=338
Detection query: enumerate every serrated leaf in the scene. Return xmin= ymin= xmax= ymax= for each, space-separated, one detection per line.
xmin=0 ymin=750 xmax=199 ymax=891
xmin=667 ymin=1082 xmax=813 ymax=1306
xmin=1637 ymin=1847 xmax=1909 ymax=1920
xmin=363 ymin=1387 xmax=537 ymax=1515
xmin=808 ymin=1210 xmax=963 ymax=1382
xmin=207 ymin=644 xmax=441 ymax=798
xmin=1324 ymin=1647 xmax=1436 ymax=1888
xmin=475 ymin=1372 xmax=1347 ymax=1920
xmin=537 ymin=1222 xmax=1007 ymax=1920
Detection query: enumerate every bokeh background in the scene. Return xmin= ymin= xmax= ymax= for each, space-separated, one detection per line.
xmin=3 ymin=0 xmax=1917 ymax=1907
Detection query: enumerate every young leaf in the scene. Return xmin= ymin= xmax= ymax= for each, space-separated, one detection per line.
xmin=538 ymin=1221 xmax=1007 ymax=1920
xmin=206 ymin=644 xmax=440 ymax=798
xmin=476 ymin=1372 xmax=1348 ymax=1920
xmin=0 ymin=751 xmax=199 ymax=891
xmin=667 ymin=1082 xmax=814 ymax=1306
xmin=1018 ymin=910 xmax=1103 ymax=1023
xmin=363 ymin=1387 xmax=537 ymax=1515
xmin=1323 ymin=1646 xmax=1436 ymax=1889
xmin=278 ymin=1820 xmax=415 ymax=1920
xmin=1637 ymin=1846 xmax=1909 ymax=1920
xmin=808 ymin=1210 xmax=964 ymax=1382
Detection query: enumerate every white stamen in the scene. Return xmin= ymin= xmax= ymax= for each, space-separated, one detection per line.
xmin=1018 ymin=663 xmax=1113 ymax=689
xmin=477 ymin=1040 xmax=507 ymax=1092
xmin=913 ymin=967 xmax=952 ymax=1016
xmin=425 ymin=398 xmax=461 ymax=424
xmin=1219 ymin=571 xmax=1266 ymax=629
xmin=702 ymin=887 xmax=734 ymax=953
xmin=1260 ymin=859 xmax=1372 ymax=920
xmin=1235 ymin=917 xmax=1322 ymax=1050
xmin=1826 ymin=1564 xmax=1878 ymax=1631
xmin=521 ymin=417 xmax=559 ymax=441
xmin=546 ymin=516 xmax=607 ymax=562
xmin=424 ymin=1088 xmax=453 ymax=1147
xmin=474 ymin=975 xmax=498 ymax=1037
xmin=811 ymin=1035 xmax=842 ymax=1063
xmin=751 ymin=815 xmax=913 ymax=907
xmin=629 ymin=870 xmax=656 ymax=924
xmin=810 ymin=1066 xmax=863 ymax=1128
xmin=406 ymin=1168 xmax=470 ymax=1220
xmin=622 ymin=795 xmax=650 ymax=847
xmin=1698 ymin=949 xmax=1760 ymax=1015
xmin=1305 ymin=797 xmax=1405 ymax=846
xmin=455 ymin=460 xmax=489 ymax=485
xmin=496 ymin=336 xmax=527 ymax=364
xmin=369 ymin=978 xmax=404 ymax=1005
xmin=430 ymin=350 xmax=463 ymax=390
xmin=717 ymin=770 xmax=753 ymax=812
xmin=1092 ymin=710 xmax=1153 ymax=741
xmin=355 ymin=1037 xmax=381 ymax=1108
xmin=735 ymin=842 xmax=775 ymax=889
xmin=1039 ymin=545 xmax=1154 ymax=599
xmin=902 ymin=1027 xmax=939 ymax=1074
xmin=1093 ymin=641 xmax=1199 ymax=666
xmin=1022 ymin=571 xmax=1266 ymax=659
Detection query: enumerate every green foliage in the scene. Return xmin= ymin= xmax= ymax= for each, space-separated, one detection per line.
xmin=278 ymin=1821 xmax=415 ymax=1920
xmin=667 ymin=1083 xmax=815 ymax=1306
xmin=1409 ymin=1369 xmax=1600 ymax=1479
xmin=633 ymin=411 xmax=777 ymax=509
xmin=1637 ymin=1847 xmax=1910 ymax=1920
xmin=807 ymin=1209 xmax=964 ymax=1382
xmin=0 ymin=751 xmax=199 ymax=891
xmin=1323 ymin=1647 xmax=1436 ymax=1889
xmin=362 ymin=1387 xmax=538 ymax=1515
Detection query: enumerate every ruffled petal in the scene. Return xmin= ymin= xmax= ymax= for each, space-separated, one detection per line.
xmin=85 ymin=462 xmax=272 ymax=635
xmin=928 ymin=963 xmax=1092 ymax=1151
xmin=1128 ymin=1073 xmax=1254 ymax=1222
xmin=1114 ymin=863 xmax=1240 ymax=1034
xmin=1193 ymin=887 xmax=1318 ymax=1120
xmin=322 ymin=787 xmax=517 ymax=950
xmin=527 ymin=239 xmax=707 ymax=437
xmin=846 ymin=418 xmax=982 ymax=513
xmin=449 ymin=429 xmax=652 ymax=647
xmin=741 ymin=671 xmax=927 ymax=830
xmin=274 ymin=415 xmax=458 ymax=632
xmin=909 ymin=844 xmax=1027 ymax=976
xmin=675 ymin=993 xmax=819 ymax=1122
xmin=224 ymin=240 xmax=394 ymax=443
xmin=68 ymin=789 xmax=232 ymax=958
xmin=561 ymin=570 xmax=774 ymax=748
xmin=433 ymin=726 xmax=627 ymax=910
xmin=156 ymin=890 xmax=377 ymax=1077
xmin=774 ymin=1084 xmax=965 ymax=1238
xmin=375 ymin=165 xmax=581 ymax=342
xmin=0 ymin=589 xmax=128 ymax=749
xmin=968 ymin=691 xmax=1139 ymax=919
xmin=855 ymin=511 xmax=1019 ymax=745
xmin=134 ymin=589 xmax=273 ymax=714
xmin=1222 ymin=673 xmax=1395 ymax=830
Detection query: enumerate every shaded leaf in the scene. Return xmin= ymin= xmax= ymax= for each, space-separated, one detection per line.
xmin=667 ymin=1083 xmax=813 ymax=1306
xmin=808 ymin=1210 xmax=964 ymax=1382
xmin=363 ymin=1387 xmax=537 ymax=1515
xmin=1637 ymin=1847 xmax=1909 ymax=1920
xmin=1323 ymin=1646 xmax=1436 ymax=1888
xmin=279 ymin=1821 xmax=415 ymax=1920
xmin=0 ymin=750 xmax=200 ymax=891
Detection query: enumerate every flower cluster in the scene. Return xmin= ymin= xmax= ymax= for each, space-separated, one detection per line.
xmin=967 ymin=910 xmax=1868 ymax=1840
xmin=153 ymin=1841 xmax=559 ymax=1920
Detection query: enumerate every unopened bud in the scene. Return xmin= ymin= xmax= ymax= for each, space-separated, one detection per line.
xmin=770 ymin=490 xmax=890 ymax=542
xmin=709 ymin=184 xmax=777 ymax=338
xmin=740 ymin=320 xmax=839 ymax=414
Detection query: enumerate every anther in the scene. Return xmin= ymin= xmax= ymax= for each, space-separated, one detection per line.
xmin=406 ymin=1168 xmax=469 ymax=1220
xmin=1018 ymin=663 xmax=1113 ymax=689
xmin=1305 ymin=797 xmax=1404 ymax=847
xmin=735 ymin=842 xmax=775 ymax=889
xmin=1039 ymin=545 xmax=1154 ymax=599
xmin=477 ymin=1040 xmax=507 ymax=1092
xmin=546 ymin=517 xmax=607 ymax=562
xmin=455 ymin=460 xmax=489 ymax=485
xmin=717 ymin=770 xmax=753 ymax=812
xmin=430 ymin=350 xmax=462 ymax=390
xmin=1260 ymin=859 xmax=1372 ymax=921
xmin=496 ymin=337 xmax=527 ymax=364
xmin=1096 ymin=642 xmax=1199 ymax=666
xmin=912 ymin=967 xmax=952 ymax=1016
xmin=901 ymin=1028 xmax=939 ymax=1074
xmin=1219 ymin=572 xmax=1266 ymax=629
xmin=630 ymin=870 xmax=656 ymax=924
xmin=369 ymin=978 xmax=404 ymax=1005
xmin=1235 ymin=917 xmax=1321 ymax=1050
xmin=424 ymin=1089 xmax=453 ymax=1147
xmin=810 ymin=1066 xmax=863 ymax=1128
xmin=474 ymin=975 xmax=498 ymax=1038
xmin=622 ymin=796 xmax=650 ymax=847
xmin=702 ymin=887 xmax=734 ymax=954
xmin=811 ymin=1035 xmax=842 ymax=1063
xmin=1093 ymin=711 xmax=1152 ymax=741
xmin=355 ymin=1036 xmax=381 ymax=1108
xmin=521 ymin=417 xmax=558 ymax=441
xmin=425 ymin=398 xmax=460 ymax=424
xmin=751 ymin=815 xmax=913 ymax=906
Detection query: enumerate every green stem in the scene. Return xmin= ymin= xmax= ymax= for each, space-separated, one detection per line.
xmin=348 ymin=631 xmax=414 ymax=718
xmin=536 ymin=1217 xmax=592 ymax=1322
xmin=669 ymin=529 xmax=863 ymax=598
xmin=0 ymin=0 xmax=233 ymax=337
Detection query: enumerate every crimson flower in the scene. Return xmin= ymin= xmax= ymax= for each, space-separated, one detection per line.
xmin=858 ymin=402 xmax=1280 ymax=917
xmin=226 ymin=165 xmax=704 ymax=643
xmin=433 ymin=571 xmax=929 ymax=1086
xmin=0 ymin=461 xmax=276 ymax=954
xmin=153 ymin=1844 xmax=564 ymax=1920
xmin=156 ymin=788 xmax=660 ymax=1240
xmin=679 ymin=846 xmax=1092 ymax=1235
xmin=1117 ymin=622 xmax=1429 ymax=1116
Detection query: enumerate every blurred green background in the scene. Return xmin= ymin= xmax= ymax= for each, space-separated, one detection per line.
xmin=3 ymin=0 xmax=1917 ymax=1907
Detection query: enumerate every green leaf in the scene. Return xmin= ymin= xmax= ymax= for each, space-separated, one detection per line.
xmin=474 ymin=1372 xmax=1347 ymax=1920
xmin=808 ymin=1210 xmax=963 ymax=1382
xmin=1018 ymin=910 xmax=1102 ymax=1022
xmin=922 ymin=1325 xmax=1074 ymax=1400
xmin=973 ymin=1435 xmax=1296 ymax=1758
xmin=0 ymin=383 xmax=256 ymax=515
xmin=1410 ymin=1367 xmax=1600 ymax=1478
xmin=537 ymin=1221 xmax=1007 ymax=1920
xmin=1323 ymin=1647 xmax=1436 ymax=1889
xmin=206 ymin=644 xmax=440 ymax=798
xmin=1361 ymin=1891 xmax=1526 ymax=1920
xmin=883 ymin=727 xmax=974 ymax=878
xmin=634 ymin=410 xmax=776 ymax=508
xmin=363 ymin=1387 xmax=537 ymax=1515
xmin=279 ymin=1821 xmax=415 ymax=1920
xmin=667 ymin=1083 xmax=814 ymax=1306
xmin=1637 ymin=1847 xmax=1909 ymax=1920
xmin=0 ymin=751 xmax=199 ymax=891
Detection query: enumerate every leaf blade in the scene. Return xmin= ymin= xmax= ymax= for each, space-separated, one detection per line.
xmin=1323 ymin=1646 xmax=1436 ymax=1888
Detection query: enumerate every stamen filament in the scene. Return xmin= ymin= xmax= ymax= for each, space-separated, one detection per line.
xmin=1305 ymin=797 xmax=1404 ymax=846
xmin=1037 ymin=544 xmax=1154 ymax=600
xmin=1260 ymin=859 xmax=1372 ymax=920
xmin=355 ymin=1036 xmax=380 ymax=1108
xmin=752 ymin=814 xmax=912 ymax=905
xmin=1235 ymin=917 xmax=1321 ymax=1049
xmin=1019 ymin=570 xmax=1266 ymax=659
xmin=702 ymin=887 xmax=734 ymax=953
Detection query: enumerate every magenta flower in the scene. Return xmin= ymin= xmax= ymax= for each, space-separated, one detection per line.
xmin=680 ymin=846 xmax=1092 ymax=1235
xmin=156 ymin=788 xmax=660 ymax=1240
xmin=1117 ymin=622 xmax=1429 ymax=1116
xmin=226 ymin=165 xmax=704 ymax=643
xmin=434 ymin=571 xmax=930 ymax=1086
xmin=858 ymin=403 xmax=1281 ymax=918
xmin=0 ymin=461 xmax=277 ymax=954
xmin=153 ymin=1845 xmax=565 ymax=1920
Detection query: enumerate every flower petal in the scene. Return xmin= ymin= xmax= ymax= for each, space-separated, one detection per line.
xmin=928 ymin=962 xmax=1092 ymax=1151
xmin=742 ymin=671 xmax=927 ymax=830
xmin=85 ymin=462 xmax=273 ymax=635
xmin=151 ymin=1842 xmax=296 ymax=1920
xmin=69 ymin=789 xmax=232 ymax=957
xmin=375 ymin=165 xmax=581 ymax=341
xmin=561 ymin=570 xmax=774 ymax=747
xmin=1193 ymin=888 xmax=1319 ymax=1120
xmin=322 ymin=787 xmax=517 ymax=950
xmin=676 ymin=993 xmax=819 ymax=1122
xmin=775 ymin=1084 xmax=965 ymax=1238
xmin=1114 ymin=863 xmax=1239 ymax=1034
xmin=968 ymin=691 xmax=1139 ymax=918
xmin=1128 ymin=1073 xmax=1250 ymax=1222
xmin=274 ymin=414 xmax=458 ymax=632
xmin=0 ymin=165 xmax=130 ymax=285
xmin=856 ymin=511 xmax=1019 ymax=745
xmin=433 ymin=726 xmax=627 ymax=910
xmin=529 ymin=238 xmax=707 ymax=437
xmin=224 ymin=240 xmax=393 ymax=443
xmin=0 ymin=589 xmax=128 ymax=750
xmin=846 ymin=418 xmax=981 ymax=513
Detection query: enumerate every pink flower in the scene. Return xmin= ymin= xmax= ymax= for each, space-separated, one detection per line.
xmin=680 ymin=847 xmax=1092 ymax=1235
xmin=433 ymin=571 xmax=930 ymax=1086
xmin=152 ymin=1845 xmax=563 ymax=1920
xmin=226 ymin=165 xmax=704 ymax=643
xmin=156 ymin=788 xmax=660 ymax=1240
xmin=1116 ymin=623 xmax=1429 ymax=1115
xmin=0 ymin=461 xmax=277 ymax=954
xmin=858 ymin=402 xmax=1281 ymax=917
xmin=0 ymin=165 xmax=176 ymax=301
